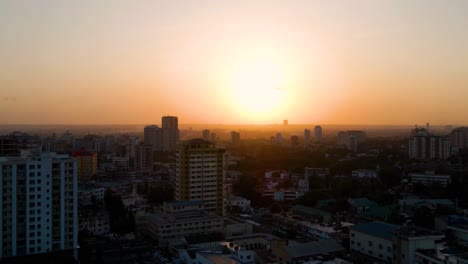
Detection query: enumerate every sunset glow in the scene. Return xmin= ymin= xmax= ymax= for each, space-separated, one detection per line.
xmin=1 ymin=0 xmax=468 ymax=125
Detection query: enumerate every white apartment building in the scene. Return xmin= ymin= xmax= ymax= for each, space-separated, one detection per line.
xmin=0 ymin=153 xmax=78 ymax=258
xmin=350 ymin=222 xmax=444 ymax=264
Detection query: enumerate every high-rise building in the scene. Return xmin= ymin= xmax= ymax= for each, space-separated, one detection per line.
xmin=0 ymin=136 xmax=20 ymax=157
xmin=202 ymin=129 xmax=210 ymax=141
xmin=175 ymin=139 xmax=227 ymax=216
xmin=304 ymin=129 xmax=311 ymax=146
xmin=231 ymin=131 xmax=240 ymax=145
xmin=135 ymin=143 xmax=153 ymax=175
xmin=73 ymin=147 xmax=97 ymax=181
xmin=337 ymin=130 xmax=366 ymax=152
xmin=450 ymin=127 xmax=468 ymax=151
xmin=161 ymin=116 xmax=179 ymax=152
xmin=283 ymin=120 xmax=288 ymax=125
xmin=290 ymin=135 xmax=299 ymax=147
xmin=144 ymin=125 xmax=161 ymax=152
xmin=314 ymin=126 xmax=323 ymax=143
xmin=0 ymin=153 xmax=78 ymax=258
xmin=409 ymin=127 xmax=450 ymax=160
xmin=210 ymin=133 xmax=216 ymax=142
xmin=276 ymin=133 xmax=283 ymax=144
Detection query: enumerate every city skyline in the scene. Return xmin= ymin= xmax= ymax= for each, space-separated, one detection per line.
xmin=1 ymin=0 xmax=468 ymax=125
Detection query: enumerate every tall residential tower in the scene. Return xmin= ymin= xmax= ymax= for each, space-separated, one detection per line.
xmin=0 ymin=153 xmax=78 ymax=258
xmin=175 ymin=139 xmax=227 ymax=216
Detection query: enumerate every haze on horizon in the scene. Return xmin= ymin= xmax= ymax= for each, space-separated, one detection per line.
xmin=1 ymin=0 xmax=467 ymax=126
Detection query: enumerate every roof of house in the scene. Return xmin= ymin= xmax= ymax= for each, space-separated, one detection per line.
xmin=284 ymin=239 xmax=345 ymax=259
xmin=350 ymin=222 xmax=399 ymax=240
xmin=348 ymin=198 xmax=377 ymax=208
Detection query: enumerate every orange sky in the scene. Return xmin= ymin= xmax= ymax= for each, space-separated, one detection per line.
xmin=1 ymin=0 xmax=468 ymax=125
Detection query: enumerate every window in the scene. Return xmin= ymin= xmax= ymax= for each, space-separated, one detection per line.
xmin=368 ymin=241 xmax=373 ymax=246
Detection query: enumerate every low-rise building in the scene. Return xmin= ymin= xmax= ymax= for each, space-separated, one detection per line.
xmin=79 ymin=210 xmax=110 ymax=236
xmin=228 ymin=196 xmax=251 ymax=211
xmin=352 ymin=169 xmax=378 ymax=179
xmin=145 ymin=210 xmax=224 ymax=245
xmin=408 ymin=171 xmax=451 ymax=187
xmin=435 ymin=215 xmax=468 ymax=245
xmin=275 ymin=239 xmax=345 ymax=264
xmin=350 ymin=221 xmax=444 ymax=264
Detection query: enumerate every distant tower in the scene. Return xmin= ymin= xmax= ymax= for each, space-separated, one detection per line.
xmin=161 ymin=116 xmax=179 ymax=152
xmin=276 ymin=133 xmax=283 ymax=143
xmin=210 ymin=132 xmax=217 ymax=142
xmin=231 ymin=131 xmax=240 ymax=145
xmin=202 ymin=129 xmax=210 ymax=141
xmin=304 ymin=129 xmax=311 ymax=146
xmin=144 ymin=125 xmax=161 ymax=151
xmin=314 ymin=126 xmax=323 ymax=143
xmin=283 ymin=120 xmax=288 ymax=125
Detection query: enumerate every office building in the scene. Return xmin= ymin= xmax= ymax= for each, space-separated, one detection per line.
xmin=304 ymin=129 xmax=311 ymax=146
xmin=409 ymin=127 xmax=450 ymax=160
xmin=202 ymin=129 xmax=210 ymax=141
xmin=0 ymin=153 xmax=78 ymax=258
xmin=161 ymin=116 xmax=179 ymax=152
xmin=73 ymin=147 xmax=97 ymax=181
xmin=231 ymin=131 xmax=240 ymax=145
xmin=314 ymin=126 xmax=322 ymax=143
xmin=175 ymin=139 xmax=227 ymax=216
xmin=144 ymin=125 xmax=161 ymax=151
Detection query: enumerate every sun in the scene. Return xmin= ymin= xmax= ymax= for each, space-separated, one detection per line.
xmin=228 ymin=59 xmax=287 ymax=117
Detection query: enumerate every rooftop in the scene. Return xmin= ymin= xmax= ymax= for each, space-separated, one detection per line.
xmin=146 ymin=210 xmax=222 ymax=225
xmin=284 ymin=239 xmax=345 ymax=258
xmin=351 ymin=222 xmax=399 ymax=240
xmin=197 ymin=252 xmax=242 ymax=264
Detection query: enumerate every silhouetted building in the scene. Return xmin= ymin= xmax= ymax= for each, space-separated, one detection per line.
xmin=0 ymin=153 xmax=78 ymax=258
xmin=175 ymin=139 xmax=227 ymax=216
xmin=291 ymin=135 xmax=299 ymax=147
xmin=409 ymin=127 xmax=450 ymax=160
xmin=283 ymin=120 xmax=288 ymax=125
xmin=144 ymin=125 xmax=161 ymax=151
xmin=0 ymin=137 xmax=20 ymax=157
xmin=276 ymin=133 xmax=283 ymax=144
xmin=202 ymin=129 xmax=210 ymax=141
xmin=231 ymin=131 xmax=240 ymax=145
xmin=161 ymin=116 xmax=179 ymax=152
xmin=210 ymin=132 xmax=216 ymax=142
xmin=304 ymin=129 xmax=311 ymax=146
xmin=450 ymin=127 xmax=468 ymax=152
xmin=337 ymin=130 xmax=366 ymax=152
xmin=314 ymin=125 xmax=323 ymax=143
xmin=135 ymin=143 xmax=153 ymax=175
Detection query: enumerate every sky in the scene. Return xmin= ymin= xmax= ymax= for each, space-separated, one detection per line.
xmin=1 ymin=0 xmax=468 ymax=125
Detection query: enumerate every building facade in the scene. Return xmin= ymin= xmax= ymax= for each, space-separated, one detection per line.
xmin=314 ymin=126 xmax=322 ymax=143
xmin=175 ymin=139 xmax=227 ymax=216
xmin=231 ymin=131 xmax=240 ymax=146
xmin=0 ymin=153 xmax=78 ymax=258
xmin=73 ymin=148 xmax=97 ymax=181
xmin=161 ymin=116 xmax=179 ymax=152
xmin=144 ymin=125 xmax=161 ymax=151
xmin=409 ymin=128 xmax=451 ymax=160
